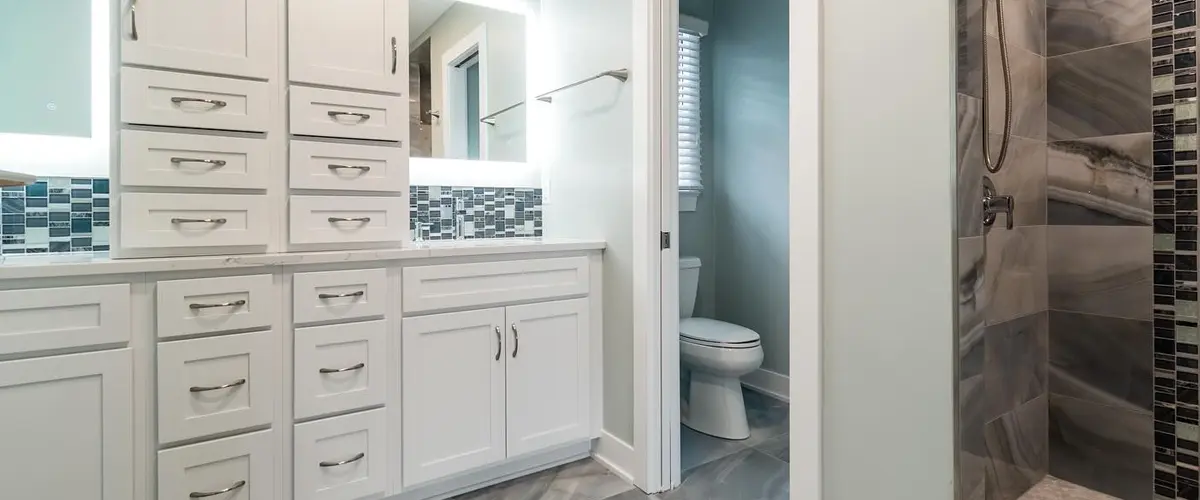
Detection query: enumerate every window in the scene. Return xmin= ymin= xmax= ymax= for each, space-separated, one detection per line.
xmin=678 ymin=16 xmax=707 ymax=203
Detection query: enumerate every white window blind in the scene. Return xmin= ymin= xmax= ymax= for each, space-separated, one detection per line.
xmin=678 ymin=25 xmax=703 ymax=192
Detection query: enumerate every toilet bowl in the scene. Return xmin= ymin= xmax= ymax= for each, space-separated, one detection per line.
xmin=678 ymin=257 xmax=764 ymax=440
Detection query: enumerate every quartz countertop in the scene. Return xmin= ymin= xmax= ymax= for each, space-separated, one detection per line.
xmin=0 ymin=238 xmax=605 ymax=280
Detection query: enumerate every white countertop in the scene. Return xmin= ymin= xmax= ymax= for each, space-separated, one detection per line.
xmin=0 ymin=238 xmax=605 ymax=280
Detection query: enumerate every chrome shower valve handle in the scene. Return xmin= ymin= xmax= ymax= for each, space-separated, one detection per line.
xmin=982 ymin=179 xmax=1015 ymax=230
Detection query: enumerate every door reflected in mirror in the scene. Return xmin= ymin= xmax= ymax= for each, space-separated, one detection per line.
xmin=409 ymin=0 xmax=529 ymax=162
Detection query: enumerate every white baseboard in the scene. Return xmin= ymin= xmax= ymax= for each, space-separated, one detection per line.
xmin=742 ymin=368 xmax=790 ymax=403
xmin=392 ymin=441 xmax=591 ymax=500
xmin=592 ymin=430 xmax=637 ymax=484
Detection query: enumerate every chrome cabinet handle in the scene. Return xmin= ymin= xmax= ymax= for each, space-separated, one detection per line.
xmin=171 ymin=157 xmax=227 ymax=167
xmin=171 ymin=97 xmax=227 ymax=108
xmin=319 ymin=363 xmax=365 ymax=374
xmin=189 ymin=299 xmax=247 ymax=310
xmin=495 ymin=326 xmax=502 ymax=361
xmin=328 ymin=164 xmax=372 ymax=172
xmin=172 ymin=218 xmax=227 ymax=225
xmin=327 ymin=111 xmax=371 ymax=121
xmin=511 ymin=323 xmax=519 ymax=358
xmin=190 ymin=378 xmax=247 ymax=392
xmin=320 ymin=452 xmax=365 ymax=468
xmin=189 ymin=480 xmax=246 ymax=498
xmin=328 ymin=217 xmax=371 ymax=223
xmin=318 ymin=291 xmax=365 ymax=299
xmin=391 ymin=37 xmax=398 ymax=74
xmin=130 ymin=0 xmax=139 ymax=40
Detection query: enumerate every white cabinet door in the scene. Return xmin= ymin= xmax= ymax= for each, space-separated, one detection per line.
xmin=0 ymin=350 xmax=132 ymax=500
xmin=289 ymin=0 xmax=407 ymax=93
xmin=505 ymin=299 xmax=590 ymax=456
xmin=401 ymin=308 xmax=506 ymax=486
xmin=121 ymin=0 xmax=277 ymax=79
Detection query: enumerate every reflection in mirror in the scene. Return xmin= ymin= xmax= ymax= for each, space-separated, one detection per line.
xmin=409 ymin=0 xmax=528 ymax=162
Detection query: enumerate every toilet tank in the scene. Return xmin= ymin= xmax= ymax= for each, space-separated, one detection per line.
xmin=679 ymin=256 xmax=701 ymax=318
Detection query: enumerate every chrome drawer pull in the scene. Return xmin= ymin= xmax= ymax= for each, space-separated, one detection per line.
xmin=189 ymin=378 xmax=246 ymax=392
xmin=171 ymin=97 xmax=227 ymax=108
xmin=328 ymin=164 xmax=372 ymax=172
xmin=189 ymin=299 xmax=247 ymax=310
xmin=391 ymin=37 xmax=398 ymax=74
xmin=328 ymin=217 xmax=371 ymax=223
xmin=189 ymin=480 xmax=246 ymax=498
xmin=494 ymin=326 xmax=502 ymax=361
xmin=319 ymin=363 xmax=365 ymax=374
xmin=327 ymin=111 xmax=371 ymax=121
xmin=318 ymin=291 xmax=365 ymax=299
xmin=511 ymin=323 xmax=519 ymax=358
xmin=130 ymin=0 xmax=139 ymax=40
xmin=172 ymin=218 xmax=227 ymax=225
xmin=320 ymin=452 xmax=365 ymax=468
xmin=171 ymin=157 xmax=228 ymax=167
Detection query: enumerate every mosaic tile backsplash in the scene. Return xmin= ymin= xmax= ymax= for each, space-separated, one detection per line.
xmin=0 ymin=180 xmax=541 ymax=254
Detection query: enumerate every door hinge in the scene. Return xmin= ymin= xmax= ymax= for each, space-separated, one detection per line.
xmin=661 ymin=231 xmax=670 ymax=250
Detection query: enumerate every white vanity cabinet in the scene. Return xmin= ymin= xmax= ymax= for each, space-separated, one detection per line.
xmin=121 ymin=0 xmax=278 ymax=79
xmin=288 ymin=0 xmax=408 ymax=93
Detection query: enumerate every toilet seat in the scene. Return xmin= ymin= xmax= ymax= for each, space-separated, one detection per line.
xmin=680 ymin=318 xmax=761 ymax=349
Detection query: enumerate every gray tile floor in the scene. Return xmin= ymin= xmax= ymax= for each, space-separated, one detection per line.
xmin=451 ymin=388 xmax=790 ymax=500
xmin=1018 ymin=477 xmax=1116 ymax=500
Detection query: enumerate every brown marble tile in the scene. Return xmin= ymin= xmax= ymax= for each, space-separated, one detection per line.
xmin=988 ymin=37 xmax=1047 ymax=141
xmin=1047 ymin=41 xmax=1152 ymax=141
xmin=1047 ymin=226 xmax=1152 ymax=320
xmin=984 ymin=225 xmax=1048 ymax=325
xmin=985 ymin=312 xmax=1049 ymax=418
xmin=1047 ymin=134 xmax=1152 ymax=226
xmin=1046 ymin=0 xmax=1150 ymax=57
xmin=1049 ymin=311 xmax=1152 ymax=412
xmin=1048 ymin=395 xmax=1152 ymax=500
xmin=985 ymin=395 xmax=1050 ymax=500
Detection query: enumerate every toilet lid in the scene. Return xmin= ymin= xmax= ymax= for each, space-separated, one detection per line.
xmin=680 ymin=318 xmax=761 ymax=345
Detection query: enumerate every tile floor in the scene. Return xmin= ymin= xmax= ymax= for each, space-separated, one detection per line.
xmin=1018 ymin=476 xmax=1116 ymax=500
xmin=450 ymin=388 xmax=790 ymax=500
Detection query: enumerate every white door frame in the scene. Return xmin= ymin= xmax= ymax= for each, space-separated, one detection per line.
xmin=440 ymin=25 xmax=490 ymax=160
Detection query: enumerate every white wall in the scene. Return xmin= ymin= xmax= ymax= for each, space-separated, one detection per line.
xmin=820 ymin=0 xmax=957 ymax=498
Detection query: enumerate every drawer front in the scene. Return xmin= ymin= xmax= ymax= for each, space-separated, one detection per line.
xmin=289 ymin=140 xmax=407 ymax=192
xmin=121 ymin=193 xmax=270 ymax=249
xmin=293 ymin=268 xmax=388 ymax=325
xmin=294 ymin=408 xmax=388 ymax=500
xmin=158 ymin=430 xmax=275 ymax=500
xmin=0 ymin=284 xmax=130 ymax=356
xmin=289 ymin=195 xmax=407 ymax=245
xmin=158 ymin=331 xmax=276 ymax=443
xmin=157 ymin=274 xmax=275 ymax=338
xmin=121 ymin=67 xmax=270 ymax=132
xmin=120 ymin=130 xmax=271 ymax=190
xmin=402 ymin=257 xmax=590 ymax=314
xmin=289 ymin=86 xmax=404 ymax=141
xmin=294 ymin=320 xmax=387 ymax=419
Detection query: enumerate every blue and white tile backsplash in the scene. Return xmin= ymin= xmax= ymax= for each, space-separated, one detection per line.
xmin=0 ymin=179 xmax=542 ymax=255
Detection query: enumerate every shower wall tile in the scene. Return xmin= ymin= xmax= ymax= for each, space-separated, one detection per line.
xmin=1049 ymin=311 xmax=1153 ymax=412
xmin=958 ymin=0 xmax=986 ymax=97
xmin=960 ymin=293 xmax=989 ymax=500
xmin=959 ymin=94 xmax=987 ymax=238
xmin=984 ymin=225 xmax=1049 ymax=324
xmin=985 ymin=0 xmax=1047 ymax=56
xmin=1047 ymin=40 xmax=1153 ymax=140
xmin=1047 ymin=133 xmax=1153 ymax=225
xmin=984 ymin=395 xmax=1049 ymax=500
xmin=985 ymin=311 xmax=1049 ymax=418
xmin=961 ymin=236 xmax=988 ymax=332
xmin=1045 ymin=0 xmax=1151 ymax=56
xmin=1049 ymin=394 xmax=1153 ymax=500
xmin=988 ymin=37 xmax=1047 ymax=141
xmin=958 ymin=95 xmax=1048 ymax=236
xmin=1047 ymin=226 xmax=1153 ymax=319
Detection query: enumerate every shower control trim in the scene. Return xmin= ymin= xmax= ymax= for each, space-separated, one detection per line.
xmin=982 ymin=178 xmax=1015 ymax=230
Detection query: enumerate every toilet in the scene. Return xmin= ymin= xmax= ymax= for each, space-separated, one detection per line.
xmin=679 ymin=256 xmax=764 ymax=440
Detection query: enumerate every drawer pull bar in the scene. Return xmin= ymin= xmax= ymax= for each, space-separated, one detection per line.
xmin=318 ymin=291 xmax=366 ymax=299
xmin=512 ymin=323 xmax=519 ymax=358
xmin=171 ymin=97 xmax=228 ymax=108
xmin=189 ymin=480 xmax=246 ymax=498
xmin=189 ymin=378 xmax=246 ymax=393
xmin=328 ymin=164 xmax=372 ymax=172
xmin=171 ymin=157 xmax=228 ymax=167
xmin=391 ymin=36 xmax=398 ymax=74
xmin=494 ymin=326 xmax=502 ymax=361
xmin=328 ymin=217 xmax=371 ymax=223
xmin=319 ymin=363 xmax=365 ymax=374
xmin=189 ymin=299 xmax=247 ymax=310
xmin=130 ymin=0 xmax=138 ymax=40
xmin=172 ymin=218 xmax=228 ymax=225
xmin=320 ymin=452 xmax=365 ymax=468
xmin=327 ymin=111 xmax=371 ymax=122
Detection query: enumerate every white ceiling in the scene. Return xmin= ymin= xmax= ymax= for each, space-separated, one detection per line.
xmin=409 ymin=0 xmax=457 ymax=44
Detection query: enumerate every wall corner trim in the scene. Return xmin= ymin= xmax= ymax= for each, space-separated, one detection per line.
xmin=741 ymin=368 xmax=790 ymax=403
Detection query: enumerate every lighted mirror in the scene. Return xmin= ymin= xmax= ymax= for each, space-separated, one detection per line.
xmin=408 ymin=0 xmax=530 ymax=163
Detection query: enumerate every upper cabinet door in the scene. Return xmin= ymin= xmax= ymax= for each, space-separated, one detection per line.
xmin=289 ymin=0 xmax=407 ymax=94
xmin=505 ymin=299 xmax=590 ymax=457
xmin=121 ymin=0 xmax=278 ymax=79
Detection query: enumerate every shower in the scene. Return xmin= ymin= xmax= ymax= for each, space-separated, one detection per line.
xmin=978 ymin=0 xmax=1015 ymax=231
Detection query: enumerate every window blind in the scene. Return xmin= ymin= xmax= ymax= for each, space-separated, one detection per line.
xmin=678 ymin=27 xmax=703 ymax=192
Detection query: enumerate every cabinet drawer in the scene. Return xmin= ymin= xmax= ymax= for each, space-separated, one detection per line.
xmin=0 ymin=284 xmax=130 ymax=356
xmin=120 ymin=130 xmax=271 ymax=190
xmin=294 ymin=408 xmax=388 ymax=500
xmin=158 ymin=331 xmax=276 ymax=443
xmin=294 ymin=320 xmax=387 ymax=419
xmin=157 ymin=274 xmax=275 ymax=338
xmin=121 ymin=67 xmax=270 ymax=132
xmin=289 ymin=195 xmax=407 ymax=245
xmin=402 ymin=257 xmax=590 ymax=314
xmin=289 ymin=140 xmax=407 ymax=192
xmin=121 ymin=193 xmax=270 ymax=249
xmin=293 ymin=269 xmax=388 ymax=325
xmin=289 ymin=86 xmax=405 ymax=141
xmin=158 ymin=430 xmax=275 ymax=500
